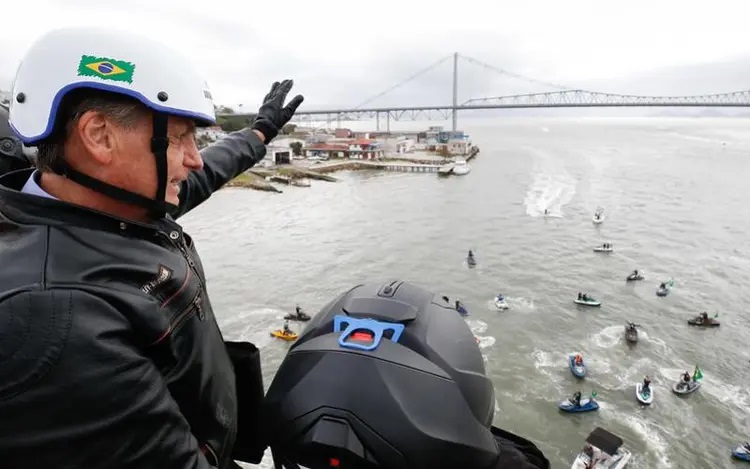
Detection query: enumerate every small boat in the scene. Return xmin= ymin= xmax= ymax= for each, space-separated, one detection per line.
xmin=569 ymin=354 xmax=586 ymax=379
xmin=635 ymin=382 xmax=653 ymax=405
xmin=593 ymin=245 xmax=613 ymax=253
xmin=270 ymin=329 xmax=298 ymax=341
xmin=592 ymin=208 xmax=605 ymax=224
xmin=494 ymin=294 xmax=509 ymax=310
xmin=624 ymin=322 xmax=639 ymax=343
xmin=559 ymin=394 xmax=599 ymax=413
xmin=575 ymin=296 xmax=602 ymax=307
xmin=570 ymin=427 xmax=632 ymax=469
xmin=732 ymin=443 xmax=750 ymax=462
xmin=687 ymin=314 xmax=720 ymax=327
xmin=452 ymin=158 xmax=471 ymax=175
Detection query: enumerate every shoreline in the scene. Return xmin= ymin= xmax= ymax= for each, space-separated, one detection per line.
xmin=223 ymin=147 xmax=479 ymax=193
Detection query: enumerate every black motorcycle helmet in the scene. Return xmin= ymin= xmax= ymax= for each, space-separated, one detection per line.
xmin=262 ymin=280 xmax=499 ymax=469
xmin=0 ymin=102 xmax=35 ymax=174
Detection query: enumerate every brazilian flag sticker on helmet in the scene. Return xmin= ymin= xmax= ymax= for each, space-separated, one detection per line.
xmin=77 ymin=55 xmax=135 ymax=84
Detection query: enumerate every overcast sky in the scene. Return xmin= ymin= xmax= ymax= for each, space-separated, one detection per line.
xmin=3 ymin=0 xmax=750 ymax=111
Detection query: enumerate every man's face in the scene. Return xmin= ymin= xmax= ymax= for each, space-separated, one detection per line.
xmin=110 ymin=113 xmax=203 ymax=207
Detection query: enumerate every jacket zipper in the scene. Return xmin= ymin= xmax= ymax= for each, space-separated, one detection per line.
xmin=158 ymin=230 xmax=204 ymax=289
xmin=202 ymin=441 xmax=219 ymax=467
xmin=171 ymin=290 xmax=204 ymax=336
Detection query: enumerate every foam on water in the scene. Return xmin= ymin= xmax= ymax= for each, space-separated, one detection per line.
xmin=523 ymin=147 xmax=577 ymax=217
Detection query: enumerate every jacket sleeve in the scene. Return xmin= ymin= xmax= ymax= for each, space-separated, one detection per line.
xmin=172 ymin=128 xmax=267 ymax=219
xmin=0 ymin=288 xmax=214 ymax=469
xmin=491 ymin=426 xmax=550 ymax=469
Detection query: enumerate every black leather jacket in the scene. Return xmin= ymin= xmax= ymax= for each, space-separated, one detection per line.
xmin=0 ymin=129 xmax=266 ymax=469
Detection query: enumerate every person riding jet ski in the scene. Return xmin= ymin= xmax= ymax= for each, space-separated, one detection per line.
xmin=571 ymin=391 xmax=582 ymax=407
xmin=642 ymin=376 xmax=651 ymax=393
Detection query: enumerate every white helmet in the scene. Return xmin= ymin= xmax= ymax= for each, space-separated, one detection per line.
xmin=9 ymin=26 xmax=216 ymax=145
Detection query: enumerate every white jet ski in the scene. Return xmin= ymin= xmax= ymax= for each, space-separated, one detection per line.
xmin=635 ymin=382 xmax=653 ymax=405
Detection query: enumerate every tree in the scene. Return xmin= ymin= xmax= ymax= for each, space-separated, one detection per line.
xmin=214 ymin=105 xmax=235 ymax=114
xmin=290 ymin=141 xmax=303 ymax=156
xmin=216 ymin=115 xmax=251 ymax=132
xmin=282 ymin=123 xmax=297 ymax=135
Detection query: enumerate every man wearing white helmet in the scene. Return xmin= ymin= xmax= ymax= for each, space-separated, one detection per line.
xmin=0 ymin=27 xmax=303 ymax=469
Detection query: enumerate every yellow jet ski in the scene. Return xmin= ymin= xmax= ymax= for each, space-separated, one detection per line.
xmin=271 ymin=329 xmax=298 ymax=341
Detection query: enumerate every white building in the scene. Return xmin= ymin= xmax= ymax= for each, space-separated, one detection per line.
xmin=448 ymin=139 xmax=471 ymax=156
xmin=261 ymin=144 xmax=292 ymax=167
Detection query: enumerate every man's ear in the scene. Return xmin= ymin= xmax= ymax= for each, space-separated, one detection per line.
xmin=75 ymin=110 xmax=115 ymax=165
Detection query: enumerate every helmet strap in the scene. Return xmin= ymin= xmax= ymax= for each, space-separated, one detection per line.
xmin=50 ymin=111 xmax=175 ymax=219
xmin=150 ymin=112 xmax=169 ymax=215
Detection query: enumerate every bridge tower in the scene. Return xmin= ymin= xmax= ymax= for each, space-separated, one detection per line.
xmin=452 ymin=52 xmax=458 ymax=132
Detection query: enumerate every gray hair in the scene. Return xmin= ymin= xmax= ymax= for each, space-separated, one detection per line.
xmin=35 ymin=89 xmax=147 ymax=172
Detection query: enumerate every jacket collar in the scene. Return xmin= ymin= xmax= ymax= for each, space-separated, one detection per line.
xmin=0 ymin=169 xmax=182 ymax=239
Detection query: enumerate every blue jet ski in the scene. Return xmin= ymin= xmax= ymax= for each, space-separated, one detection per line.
xmin=455 ymin=300 xmax=469 ymax=316
xmin=559 ymin=393 xmax=599 ymax=413
xmin=569 ymin=354 xmax=586 ymax=378
xmin=732 ymin=443 xmax=750 ymax=461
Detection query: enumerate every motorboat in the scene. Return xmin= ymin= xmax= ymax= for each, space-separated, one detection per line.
xmin=570 ymin=427 xmax=632 ymax=468
xmin=452 ymin=158 xmax=471 ymax=175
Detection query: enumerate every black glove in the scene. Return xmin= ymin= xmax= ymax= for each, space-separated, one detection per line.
xmin=252 ymin=79 xmax=304 ymax=143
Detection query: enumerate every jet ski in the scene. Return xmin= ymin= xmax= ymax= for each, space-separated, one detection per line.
xmin=672 ymin=367 xmax=702 ymax=395
xmin=559 ymin=394 xmax=599 ymax=413
xmin=574 ymin=296 xmax=601 ymax=307
xmin=593 ymin=245 xmax=613 ymax=253
xmin=494 ymin=294 xmax=509 ymax=310
xmin=592 ymin=208 xmax=605 ymax=225
xmin=467 ymin=256 xmax=476 ymax=267
xmin=656 ymin=278 xmax=674 ymax=297
xmin=626 ymin=271 xmax=644 ymax=281
xmin=672 ymin=379 xmax=701 ymax=395
xmin=624 ymin=322 xmax=639 ymax=343
xmin=635 ymin=382 xmax=653 ymax=405
xmin=569 ymin=354 xmax=586 ymax=378
xmin=732 ymin=443 xmax=750 ymax=461
xmin=284 ymin=309 xmax=311 ymax=322
xmin=687 ymin=314 xmax=720 ymax=327
xmin=270 ymin=329 xmax=298 ymax=341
